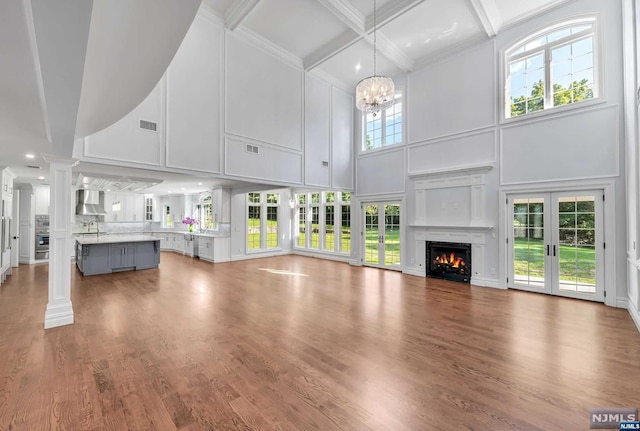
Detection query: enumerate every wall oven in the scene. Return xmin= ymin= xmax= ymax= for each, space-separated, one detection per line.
xmin=35 ymin=214 xmax=49 ymax=260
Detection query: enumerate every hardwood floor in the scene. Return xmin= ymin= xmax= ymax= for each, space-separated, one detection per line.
xmin=0 ymin=253 xmax=638 ymax=430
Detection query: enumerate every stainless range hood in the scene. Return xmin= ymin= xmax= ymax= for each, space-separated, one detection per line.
xmin=75 ymin=190 xmax=107 ymax=216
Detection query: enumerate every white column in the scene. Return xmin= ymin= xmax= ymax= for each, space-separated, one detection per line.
xmin=43 ymin=156 xmax=78 ymax=329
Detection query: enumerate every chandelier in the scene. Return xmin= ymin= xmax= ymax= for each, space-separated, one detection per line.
xmin=355 ymin=0 xmax=395 ymax=115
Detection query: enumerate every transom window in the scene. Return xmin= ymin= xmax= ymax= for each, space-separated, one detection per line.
xmin=505 ymin=18 xmax=598 ymax=119
xmin=363 ymin=94 xmax=402 ymax=151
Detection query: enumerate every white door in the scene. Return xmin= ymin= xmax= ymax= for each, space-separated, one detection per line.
xmin=363 ymin=203 xmax=401 ymax=270
xmin=507 ymin=191 xmax=604 ymax=302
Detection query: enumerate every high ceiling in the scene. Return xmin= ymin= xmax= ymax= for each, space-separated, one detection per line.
xmin=1 ymin=0 xmax=574 ymax=190
xmin=203 ymin=0 xmax=575 ymax=88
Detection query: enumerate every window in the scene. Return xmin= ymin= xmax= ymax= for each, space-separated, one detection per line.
xmin=505 ymin=18 xmax=597 ymax=119
xmin=340 ymin=192 xmax=351 ymax=253
xmin=164 ymin=205 xmax=173 ymax=228
xmin=363 ymin=94 xmax=402 ymax=151
xmin=247 ymin=192 xmax=280 ymax=251
xmin=196 ymin=195 xmax=213 ymax=230
xmin=295 ymin=191 xmax=351 ymax=254
xmin=266 ymin=194 xmax=279 ymax=249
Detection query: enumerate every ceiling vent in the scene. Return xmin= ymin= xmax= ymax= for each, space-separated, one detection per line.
xmin=25 ymin=165 xmax=42 ymax=169
xmin=139 ymin=119 xmax=157 ymax=132
xmin=245 ymin=144 xmax=259 ymax=154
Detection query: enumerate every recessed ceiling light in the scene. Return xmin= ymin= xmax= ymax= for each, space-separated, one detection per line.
xmin=37 ymin=176 xmax=45 ymax=180
xmin=106 ymin=189 xmax=111 ymax=192
xmin=355 ymin=63 xmax=361 ymax=71
xmin=181 ymin=187 xmax=185 ymax=190
xmin=198 ymin=182 xmax=203 ymax=186
xmin=405 ymin=42 xmax=412 ymax=48
xmin=26 ymin=153 xmax=35 ymax=159
xmin=168 ymin=190 xmax=171 ymax=193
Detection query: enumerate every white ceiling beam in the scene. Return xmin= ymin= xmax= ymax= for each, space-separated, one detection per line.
xmin=303 ymin=30 xmax=362 ymax=71
xmin=365 ymin=0 xmax=426 ymax=31
xmin=306 ymin=0 xmax=416 ymax=73
xmin=465 ymin=0 xmax=502 ymax=37
xmin=225 ymin=0 xmax=261 ymax=30
xmin=314 ymin=0 xmax=365 ymax=33
xmin=368 ymin=32 xmax=414 ymax=73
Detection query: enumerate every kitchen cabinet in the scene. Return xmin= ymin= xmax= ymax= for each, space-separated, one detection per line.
xmin=76 ymin=238 xmax=160 ymax=275
xmin=198 ymin=237 xmax=213 ymax=261
xmin=171 ymin=233 xmax=184 ymax=253
xmin=182 ymin=234 xmax=195 ymax=257
xmin=211 ymin=188 xmax=231 ymax=222
xmin=197 ymin=236 xmax=229 ymax=263
xmin=104 ymin=193 xmax=145 ymax=222
xmin=110 ymin=244 xmax=136 ymax=269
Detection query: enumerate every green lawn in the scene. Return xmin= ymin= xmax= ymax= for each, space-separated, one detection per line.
xmin=514 ymin=238 xmax=595 ymax=284
xmin=298 ymin=224 xmax=350 ymax=252
xmin=365 ymin=227 xmax=400 ymax=265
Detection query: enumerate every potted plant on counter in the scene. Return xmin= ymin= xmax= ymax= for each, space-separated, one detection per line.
xmin=182 ymin=217 xmax=198 ymax=232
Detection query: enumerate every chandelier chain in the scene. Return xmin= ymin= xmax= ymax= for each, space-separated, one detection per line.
xmin=373 ymin=0 xmax=377 ymax=76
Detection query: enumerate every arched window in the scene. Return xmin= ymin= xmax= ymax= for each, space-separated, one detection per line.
xmin=505 ymin=17 xmax=598 ymax=119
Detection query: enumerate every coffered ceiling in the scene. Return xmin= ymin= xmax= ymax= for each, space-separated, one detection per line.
xmin=203 ymin=0 xmax=575 ymax=88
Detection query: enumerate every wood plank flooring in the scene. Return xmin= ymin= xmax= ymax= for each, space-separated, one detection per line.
xmin=0 ymin=252 xmax=639 ymax=430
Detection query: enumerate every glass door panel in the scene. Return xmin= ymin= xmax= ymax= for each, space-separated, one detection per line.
xmin=552 ymin=192 xmax=603 ymax=301
xmin=364 ymin=202 xmax=402 ymax=269
xmin=508 ymin=191 xmax=604 ymax=302
xmin=510 ymin=195 xmax=550 ymax=293
xmin=365 ymin=205 xmax=380 ymax=265
xmin=384 ymin=205 xmax=401 ymax=267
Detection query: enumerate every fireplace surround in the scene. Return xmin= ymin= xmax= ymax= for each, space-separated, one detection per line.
xmin=426 ymin=241 xmax=472 ymax=283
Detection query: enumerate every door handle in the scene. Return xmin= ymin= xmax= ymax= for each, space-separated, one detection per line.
xmin=553 ymin=245 xmax=556 ymax=257
xmin=546 ymin=245 xmax=550 ymax=256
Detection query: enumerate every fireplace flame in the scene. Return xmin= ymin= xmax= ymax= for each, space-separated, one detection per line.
xmin=434 ymin=252 xmax=466 ymax=268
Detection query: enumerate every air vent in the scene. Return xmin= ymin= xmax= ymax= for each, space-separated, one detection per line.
xmin=25 ymin=165 xmax=42 ymax=169
xmin=245 ymin=144 xmax=259 ymax=154
xmin=139 ymin=120 xmax=157 ymax=132
xmin=321 ymin=161 xmax=329 ymax=167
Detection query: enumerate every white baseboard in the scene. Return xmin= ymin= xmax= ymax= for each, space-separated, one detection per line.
xmin=471 ymin=277 xmax=507 ymax=289
xmin=292 ymin=249 xmax=355 ymax=264
xmin=403 ymin=267 xmax=425 ymax=277
xmin=44 ymin=302 xmax=74 ymax=329
xmin=231 ymin=250 xmax=290 ymax=261
xmin=628 ymin=301 xmax=640 ymax=334
xmin=616 ymin=298 xmax=628 ymax=309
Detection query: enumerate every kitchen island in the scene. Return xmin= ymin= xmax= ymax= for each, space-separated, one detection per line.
xmin=75 ymin=235 xmax=160 ymax=276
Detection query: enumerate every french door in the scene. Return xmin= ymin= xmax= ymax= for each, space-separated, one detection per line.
xmin=363 ymin=203 xmax=401 ymax=270
xmin=507 ymin=191 xmax=604 ymax=301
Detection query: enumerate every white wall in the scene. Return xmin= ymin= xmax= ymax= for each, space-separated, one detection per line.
xmin=73 ymin=9 xmax=354 ymax=191
xmin=354 ymin=0 xmax=628 ymax=304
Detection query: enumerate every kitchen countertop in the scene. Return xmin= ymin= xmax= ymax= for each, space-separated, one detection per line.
xmin=76 ymin=235 xmax=159 ymax=245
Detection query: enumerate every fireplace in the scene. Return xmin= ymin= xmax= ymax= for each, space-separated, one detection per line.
xmin=426 ymin=241 xmax=472 ymax=283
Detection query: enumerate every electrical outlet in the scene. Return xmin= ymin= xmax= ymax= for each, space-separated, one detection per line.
xmin=490 ymin=267 xmax=496 ymax=275
xmin=410 ymin=257 xmax=415 ymax=264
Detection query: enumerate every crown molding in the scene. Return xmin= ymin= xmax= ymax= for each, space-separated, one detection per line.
xmin=225 ymin=0 xmax=261 ymax=30
xmin=465 ymin=0 xmax=502 ymax=37
xmin=370 ymin=32 xmax=414 ymax=73
xmin=365 ymin=0 xmax=426 ymax=30
xmin=315 ymin=0 xmax=365 ymax=33
xmin=303 ymin=30 xmax=362 ymax=71
xmin=233 ymin=27 xmax=303 ymax=70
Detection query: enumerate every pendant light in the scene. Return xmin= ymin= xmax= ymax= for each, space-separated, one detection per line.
xmin=355 ymin=0 xmax=395 ymax=115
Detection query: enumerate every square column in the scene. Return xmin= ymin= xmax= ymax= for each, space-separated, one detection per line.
xmin=43 ymin=156 xmax=78 ymax=329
